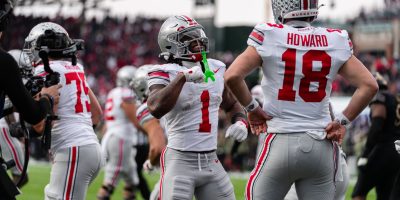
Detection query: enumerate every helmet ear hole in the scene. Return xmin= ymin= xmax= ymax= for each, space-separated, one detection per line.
xmin=166 ymin=46 xmax=172 ymax=50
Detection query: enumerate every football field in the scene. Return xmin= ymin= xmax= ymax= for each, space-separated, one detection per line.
xmin=16 ymin=163 xmax=376 ymax=200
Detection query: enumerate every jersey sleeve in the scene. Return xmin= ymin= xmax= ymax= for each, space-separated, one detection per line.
xmin=247 ymin=23 xmax=278 ymax=48
xmin=136 ymin=103 xmax=154 ymax=126
xmin=342 ymin=30 xmax=354 ymax=55
xmin=247 ymin=23 xmax=267 ymax=48
xmin=121 ymin=88 xmax=136 ymax=103
xmin=147 ymin=65 xmax=170 ymax=87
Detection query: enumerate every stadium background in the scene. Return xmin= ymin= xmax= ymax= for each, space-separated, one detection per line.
xmin=2 ymin=0 xmax=399 ymax=199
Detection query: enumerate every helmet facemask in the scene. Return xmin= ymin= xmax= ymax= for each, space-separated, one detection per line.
xmin=167 ymin=26 xmax=209 ymax=61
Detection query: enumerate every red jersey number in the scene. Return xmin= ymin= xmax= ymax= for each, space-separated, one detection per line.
xmin=65 ymin=72 xmax=90 ymax=113
xmin=199 ymin=90 xmax=211 ymax=132
xmin=104 ymin=98 xmax=114 ymax=121
xmin=278 ymin=49 xmax=331 ymax=102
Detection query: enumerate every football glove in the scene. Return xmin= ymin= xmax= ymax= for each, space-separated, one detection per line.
xmin=225 ymin=120 xmax=248 ymax=142
xmin=395 ymin=140 xmax=400 ymax=154
xmin=182 ymin=66 xmax=204 ymax=83
xmin=143 ymin=159 xmax=154 ymax=172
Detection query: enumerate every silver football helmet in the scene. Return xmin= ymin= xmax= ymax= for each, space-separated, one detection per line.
xmin=8 ymin=49 xmax=33 ymax=81
xmin=272 ymin=0 xmax=319 ymax=23
xmin=23 ymin=22 xmax=72 ymax=65
xmin=117 ymin=65 xmax=137 ymax=87
xmin=130 ymin=65 xmax=152 ymax=101
xmin=158 ymin=15 xmax=209 ymax=62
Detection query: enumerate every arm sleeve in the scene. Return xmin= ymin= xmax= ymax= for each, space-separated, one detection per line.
xmin=147 ymin=68 xmax=170 ymax=87
xmin=361 ymin=117 xmax=385 ymax=157
xmin=0 ymin=51 xmax=50 ymax=124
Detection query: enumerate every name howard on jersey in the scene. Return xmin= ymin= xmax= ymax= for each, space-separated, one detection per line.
xmin=287 ymin=33 xmax=328 ymax=47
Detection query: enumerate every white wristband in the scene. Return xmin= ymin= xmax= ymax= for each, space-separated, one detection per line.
xmin=335 ymin=112 xmax=351 ymax=128
xmin=244 ymin=97 xmax=259 ymax=112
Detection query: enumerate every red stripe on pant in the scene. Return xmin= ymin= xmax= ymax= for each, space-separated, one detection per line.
xmin=64 ymin=146 xmax=78 ymax=200
xmin=246 ymin=133 xmax=276 ymax=200
xmin=158 ymin=147 xmax=167 ymax=200
xmin=111 ymin=139 xmax=124 ymax=186
xmin=2 ymin=128 xmax=23 ymax=172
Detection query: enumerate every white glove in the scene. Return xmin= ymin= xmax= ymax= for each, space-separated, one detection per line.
xmin=182 ymin=66 xmax=204 ymax=83
xmin=225 ymin=120 xmax=248 ymax=142
xmin=143 ymin=159 xmax=154 ymax=172
xmin=395 ymin=140 xmax=400 ymax=154
xmin=357 ymin=157 xmax=368 ymax=167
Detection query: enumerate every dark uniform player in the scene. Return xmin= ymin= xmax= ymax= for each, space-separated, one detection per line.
xmin=352 ymin=73 xmax=400 ymax=200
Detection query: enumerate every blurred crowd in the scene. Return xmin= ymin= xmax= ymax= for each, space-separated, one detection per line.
xmin=1 ymin=13 xmax=400 ymax=171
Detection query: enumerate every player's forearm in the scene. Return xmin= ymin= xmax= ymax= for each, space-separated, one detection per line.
xmin=225 ymin=78 xmax=253 ymax=107
xmin=225 ymin=47 xmax=261 ymax=107
xmin=89 ymin=89 xmax=102 ymax=126
xmin=144 ymin=120 xmax=166 ymax=164
xmin=342 ymin=85 xmax=377 ymax=121
xmin=147 ymin=74 xmax=186 ymax=118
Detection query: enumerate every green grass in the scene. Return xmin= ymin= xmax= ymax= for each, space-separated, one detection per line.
xmin=16 ymin=164 xmax=376 ymax=200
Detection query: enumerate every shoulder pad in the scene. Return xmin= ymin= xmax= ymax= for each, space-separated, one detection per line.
xmin=325 ymin=28 xmax=349 ymax=38
xmin=255 ymin=22 xmax=284 ymax=31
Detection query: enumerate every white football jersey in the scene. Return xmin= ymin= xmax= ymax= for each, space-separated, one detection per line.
xmin=34 ymin=61 xmax=98 ymax=153
xmin=147 ymin=59 xmax=225 ymax=151
xmin=104 ymin=87 xmax=138 ymax=144
xmin=248 ymin=23 xmax=353 ymax=134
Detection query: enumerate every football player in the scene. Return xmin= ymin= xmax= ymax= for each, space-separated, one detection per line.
xmin=352 ymin=73 xmax=400 ymax=200
xmin=130 ymin=65 xmax=167 ymax=200
xmin=147 ymin=15 xmax=248 ymax=200
xmin=24 ymin=22 xmax=103 ymax=200
xmin=224 ymin=0 xmax=378 ymax=199
xmin=0 ymin=49 xmax=32 ymax=187
xmin=97 ymin=66 xmax=142 ymax=200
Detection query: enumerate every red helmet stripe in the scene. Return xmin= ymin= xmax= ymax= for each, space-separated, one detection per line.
xmin=182 ymin=15 xmax=197 ymax=26
xmin=303 ymin=0 xmax=309 ymax=10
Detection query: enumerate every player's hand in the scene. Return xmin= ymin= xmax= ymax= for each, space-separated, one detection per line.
xmin=226 ymin=120 xmax=248 ymax=142
xmin=182 ymin=66 xmax=204 ymax=83
xmin=143 ymin=159 xmax=154 ymax=173
xmin=247 ymin=106 xmax=272 ymax=136
xmin=395 ymin=140 xmax=400 ymax=154
xmin=325 ymin=121 xmax=345 ymax=144
xmin=40 ymin=84 xmax=62 ymax=105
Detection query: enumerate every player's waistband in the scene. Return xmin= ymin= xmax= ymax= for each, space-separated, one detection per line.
xmin=172 ymin=148 xmax=216 ymax=154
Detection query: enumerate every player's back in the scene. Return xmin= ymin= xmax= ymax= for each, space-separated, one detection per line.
xmin=249 ymin=23 xmax=353 ymax=133
xmin=104 ymin=87 xmax=138 ymax=141
xmin=34 ymin=61 xmax=98 ymax=152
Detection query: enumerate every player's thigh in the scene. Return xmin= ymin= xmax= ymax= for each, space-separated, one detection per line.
xmin=295 ymin=137 xmax=335 ymax=200
xmin=159 ymin=148 xmax=195 ymax=200
xmin=45 ymin=144 xmax=102 ymax=200
xmin=103 ymin=135 xmax=135 ymax=186
xmin=246 ymin=133 xmax=292 ymax=200
xmin=0 ymin=127 xmax=24 ymax=175
xmin=195 ymin=162 xmax=235 ymax=200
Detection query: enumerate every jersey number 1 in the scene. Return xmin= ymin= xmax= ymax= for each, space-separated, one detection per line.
xmin=199 ymin=90 xmax=211 ymax=132
xmin=65 ymin=72 xmax=90 ymax=113
xmin=278 ymin=49 xmax=331 ymax=102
